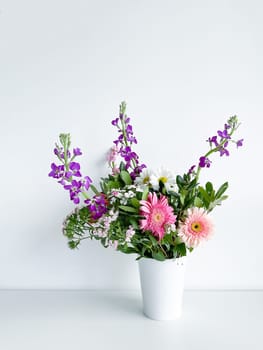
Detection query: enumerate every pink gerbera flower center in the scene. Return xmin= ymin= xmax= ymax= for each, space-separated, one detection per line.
xmin=139 ymin=192 xmax=176 ymax=241
xmin=153 ymin=208 xmax=165 ymax=224
xmin=191 ymin=221 xmax=202 ymax=233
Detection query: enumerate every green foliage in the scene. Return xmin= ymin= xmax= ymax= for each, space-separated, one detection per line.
xmin=120 ymin=170 xmax=132 ymax=185
xmin=119 ymin=205 xmax=138 ymax=213
xmin=197 ymin=181 xmax=228 ymax=212
xmin=61 ymin=174 xmax=229 ymax=261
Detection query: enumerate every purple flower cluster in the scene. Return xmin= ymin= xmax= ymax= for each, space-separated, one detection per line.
xmin=49 ymin=140 xmax=92 ymax=205
xmin=198 ymin=116 xmax=244 ymax=169
xmin=188 ymin=165 xmax=196 ymax=174
xmin=49 ymin=163 xmax=65 ymax=178
xmin=111 ymin=102 xmax=146 ymax=179
xmin=85 ymin=194 xmax=108 ymax=220
xmin=63 ymin=176 xmax=92 ymax=204
xmin=199 ymin=156 xmax=212 ymax=168
xmin=53 ymin=144 xmax=82 ymax=160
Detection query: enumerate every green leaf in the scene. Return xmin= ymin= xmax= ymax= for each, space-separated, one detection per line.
xmin=121 ymin=246 xmax=137 ymax=254
xmin=176 ymin=175 xmax=185 ymax=187
xmin=149 ymin=235 xmax=158 ymax=246
xmin=142 ymin=187 xmax=149 ymax=200
xmin=208 ymin=195 xmax=228 ymax=211
xmin=194 ymin=197 xmax=203 ymax=207
xmin=129 ymin=218 xmax=140 ymax=229
xmin=90 ymin=184 xmax=100 ymax=195
xmin=205 ymin=182 xmax=215 ymax=200
xmin=180 ymin=193 xmax=185 ymax=205
xmin=177 ymin=243 xmax=187 ymax=256
xmin=198 ymin=186 xmax=210 ymax=207
xmin=119 ymin=205 xmax=138 ymax=213
xmin=68 ymin=240 xmax=80 ymax=249
xmin=120 ymin=170 xmax=132 ymax=185
xmin=119 ymin=162 xmax=126 ymax=171
xmin=205 ymin=181 xmax=213 ymax=194
xmin=215 ymin=182 xmax=228 ymax=199
xmin=152 ymin=251 xmax=166 ymax=261
xmin=106 ymin=180 xmax=120 ymax=190
xmin=130 ymin=197 xmax=140 ymax=208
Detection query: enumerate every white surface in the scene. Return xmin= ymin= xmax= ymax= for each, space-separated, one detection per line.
xmin=1 ymin=290 xmax=262 ymax=350
xmin=1 ymin=0 xmax=263 ymax=289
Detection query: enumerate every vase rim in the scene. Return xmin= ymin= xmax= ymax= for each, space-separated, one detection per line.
xmin=138 ymin=256 xmax=186 ymax=264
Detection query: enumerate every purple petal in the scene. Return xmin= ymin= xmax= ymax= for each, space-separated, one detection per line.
xmin=111 ymin=118 xmax=119 ymax=126
xmin=73 ymin=148 xmax=82 ymax=156
xmin=237 ymin=139 xmax=244 ymax=148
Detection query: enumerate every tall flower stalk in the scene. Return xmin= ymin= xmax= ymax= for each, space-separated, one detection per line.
xmin=195 ymin=115 xmax=243 ymax=182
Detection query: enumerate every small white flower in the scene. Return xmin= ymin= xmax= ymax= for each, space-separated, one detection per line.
xmin=127 ymin=185 xmax=136 ymax=190
xmin=120 ymin=198 xmax=127 ymax=205
xmin=134 ymin=169 xmax=153 ymax=188
xmin=110 ymin=211 xmax=119 ymax=221
xmin=125 ymin=226 xmax=136 ymax=242
xmin=128 ymin=191 xmax=135 ymax=198
xmin=150 ymin=167 xmax=177 ymax=192
xmin=166 ymin=223 xmax=176 ymax=234
xmin=109 ymin=240 xmax=118 ymax=250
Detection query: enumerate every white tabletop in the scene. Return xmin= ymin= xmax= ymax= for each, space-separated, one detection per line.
xmin=1 ymin=290 xmax=262 ymax=350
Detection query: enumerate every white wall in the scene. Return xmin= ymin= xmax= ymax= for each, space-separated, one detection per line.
xmin=0 ymin=0 xmax=262 ymax=289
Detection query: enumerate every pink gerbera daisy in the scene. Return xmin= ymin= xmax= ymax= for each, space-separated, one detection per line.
xmin=178 ymin=207 xmax=213 ymax=248
xmin=139 ymin=192 xmax=176 ymax=241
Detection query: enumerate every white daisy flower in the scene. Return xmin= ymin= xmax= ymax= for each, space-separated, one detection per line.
xmin=134 ymin=168 xmax=153 ymax=189
xmin=150 ymin=167 xmax=177 ymax=192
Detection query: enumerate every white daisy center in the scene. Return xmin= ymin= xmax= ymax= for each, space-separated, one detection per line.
xmin=159 ymin=176 xmax=168 ymax=183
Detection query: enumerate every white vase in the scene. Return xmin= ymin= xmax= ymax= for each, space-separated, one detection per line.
xmin=138 ymin=257 xmax=186 ymax=320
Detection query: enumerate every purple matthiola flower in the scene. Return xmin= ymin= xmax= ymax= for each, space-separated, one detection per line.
xmin=85 ymin=194 xmax=107 ymax=220
xmin=69 ymin=162 xmax=81 ymax=177
xmin=120 ymin=146 xmax=139 ymax=170
xmin=54 ymin=147 xmax=62 ymax=157
xmin=114 ymin=133 xmax=124 ymax=146
xmin=111 ymin=102 xmax=146 ymax=175
xmin=83 ymin=176 xmax=92 ymax=190
xmin=188 ymin=165 xmax=196 ymax=175
xmin=64 ymin=180 xmax=82 ymax=204
xmin=207 ymin=136 xmax=218 ymax=147
xmin=199 ymin=156 xmax=212 ymax=168
xmin=217 ymin=129 xmax=231 ymax=139
xmin=236 ymin=139 xmax=244 ymax=148
xmin=54 ymin=147 xmax=71 ymax=159
xmin=130 ymin=163 xmax=147 ymax=180
xmin=65 ymin=162 xmax=81 ymax=179
xmin=111 ymin=118 xmax=119 ymax=126
xmin=48 ymin=163 xmax=64 ymax=178
xmin=73 ymin=148 xmax=82 ymax=156
xmin=219 ymin=147 xmax=230 ymax=157
xmin=126 ymin=124 xmax=137 ymax=144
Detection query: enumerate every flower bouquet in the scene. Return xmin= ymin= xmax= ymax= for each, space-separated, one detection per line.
xmin=49 ymin=102 xmax=243 ymax=320
xmin=49 ymin=102 xmax=243 ymax=261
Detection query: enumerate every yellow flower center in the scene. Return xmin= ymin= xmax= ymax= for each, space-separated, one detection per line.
xmin=191 ymin=222 xmax=202 ymax=233
xmin=153 ymin=210 xmax=164 ymax=223
xmin=143 ymin=176 xmax=150 ymax=184
xmin=159 ymin=176 xmax=168 ymax=183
